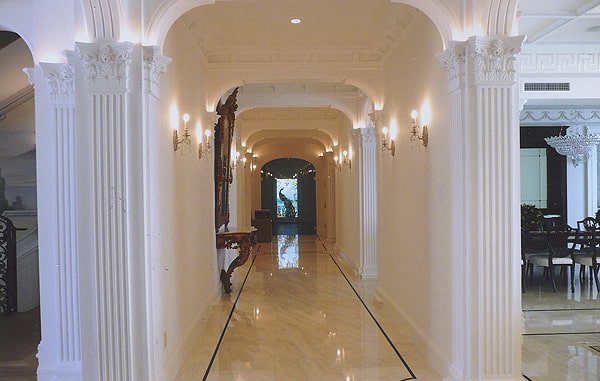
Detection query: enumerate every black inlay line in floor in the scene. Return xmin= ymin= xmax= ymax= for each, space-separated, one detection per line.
xmin=523 ymin=331 xmax=600 ymax=336
xmin=202 ymin=255 xmax=257 ymax=381
xmin=523 ymin=308 xmax=600 ymax=312
xmin=522 ymin=374 xmax=533 ymax=381
xmin=317 ymin=238 xmax=418 ymax=380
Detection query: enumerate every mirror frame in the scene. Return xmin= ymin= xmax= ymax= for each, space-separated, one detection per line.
xmin=214 ymin=88 xmax=239 ymax=231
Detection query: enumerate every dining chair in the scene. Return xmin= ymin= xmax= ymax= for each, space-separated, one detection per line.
xmin=521 ymin=228 xmax=548 ymax=286
xmin=573 ymin=217 xmax=600 ymax=292
xmin=527 ymin=226 xmax=575 ymax=293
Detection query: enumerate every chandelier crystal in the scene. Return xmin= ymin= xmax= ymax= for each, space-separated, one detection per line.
xmin=545 ymin=133 xmax=600 ymax=167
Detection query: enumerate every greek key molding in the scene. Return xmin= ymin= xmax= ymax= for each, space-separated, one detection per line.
xmin=519 ymin=52 xmax=600 ymax=74
xmin=143 ymin=45 xmax=171 ymax=93
xmin=40 ymin=63 xmax=75 ymax=104
xmin=470 ymin=36 xmax=525 ymax=84
xmin=76 ymin=42 xmax=133 ymax=91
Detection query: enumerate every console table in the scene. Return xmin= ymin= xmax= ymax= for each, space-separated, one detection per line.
xmin=216 ymin=226 xmax=257 ymax=293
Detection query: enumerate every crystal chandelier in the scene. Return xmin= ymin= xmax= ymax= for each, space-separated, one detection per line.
xmin=545 ymin=132 xmax=600 ymax=167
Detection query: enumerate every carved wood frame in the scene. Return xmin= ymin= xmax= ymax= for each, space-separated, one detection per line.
xmin=214 ymin=88 xmax=238 ymax=231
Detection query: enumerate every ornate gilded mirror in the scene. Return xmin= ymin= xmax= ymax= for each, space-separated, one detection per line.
xmin=214 ymin=88 xmax=239 ymax=231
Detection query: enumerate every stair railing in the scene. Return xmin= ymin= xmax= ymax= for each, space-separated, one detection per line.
xmin=0 ymin=215 xmax=25 ymax=314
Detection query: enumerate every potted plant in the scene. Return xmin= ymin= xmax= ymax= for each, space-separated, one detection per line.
xmin=521 ymin=204 xmax=544 ymax=231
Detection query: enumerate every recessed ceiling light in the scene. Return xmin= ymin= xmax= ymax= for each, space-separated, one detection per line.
xmin=290 ymin=18 xmax=302 ymax=24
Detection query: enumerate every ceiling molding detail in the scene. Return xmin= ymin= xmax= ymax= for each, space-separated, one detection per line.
xmin=520 ymin=51 xmax=600 ymax=74
xmin=518 ymin=0 xmax=600 ymax=45
xmin=180 ymin=2 xmax=418 ymax=65
xmin=520 ymin=106 xmax=600 ymax=125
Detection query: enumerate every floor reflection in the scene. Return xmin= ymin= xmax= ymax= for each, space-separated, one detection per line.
xmin=198 ymin=235 xmax=417 ymax=380
xmin=523 ymin=267 xmax=600 ymax=380
xmin=277 ymin=234 xmax=299 ymax=269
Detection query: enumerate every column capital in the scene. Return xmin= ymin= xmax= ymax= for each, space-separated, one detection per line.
xmin=468 ymin=35 xmax=525 ymax=84
xmin=143 ymin=45 xmax=171 ymax=94
xmin=354 ymin=127 xmax=376 ymax=145
xmin=437 ymin=41 xmax=466 ymax=91
xmin=39 ymin=62 xmax=75 ymax=105
xmin=368 ymin=109 xmax=383 ymax=129
xmin=76 ymin=41 xmax=133 ymax=92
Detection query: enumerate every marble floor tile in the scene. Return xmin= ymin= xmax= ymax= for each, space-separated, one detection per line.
xmin=175 ymin=235 xmax=438 ymax=380
xmin=523 ymin=266 xmax=600 ymax=380
xmin=177 ymin=235 xmax=600 ymax=380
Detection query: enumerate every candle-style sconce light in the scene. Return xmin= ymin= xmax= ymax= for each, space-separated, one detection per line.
xmin=174 ymin=113 xmax=192 ymax=151
xmin=381 ymin=126 xmax=396 ymax=156
xmin=410 ymin=110 xmax=428 ymax=147
xmin=342 ymin=149 xmax=352 ymax=169
xmin=333 ymin=155 xmax=341 ymax=172
xmin=198 ymin=125 xmax=212 ymax=159
xmin=250 ymin=155 xmax=258 ymax=176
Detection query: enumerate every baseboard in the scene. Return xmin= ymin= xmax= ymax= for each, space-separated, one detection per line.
xmin=37 ymin=364 xmax=82 ymax=381
xmin=159 ymin=285 xmax=222 ymax=381
xmin=333 ymin=246 xmax=360 ymax=276
xmin=374 ymin=287 xmax=459 ymax=380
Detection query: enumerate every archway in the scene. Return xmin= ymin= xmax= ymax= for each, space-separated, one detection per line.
xmin=0 ymin=30 xmax=39 ymax=379
xmin=260 ymin=158 xmax=317 ymax=235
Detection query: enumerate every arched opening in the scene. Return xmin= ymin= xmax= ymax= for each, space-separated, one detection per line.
xmin=260 ymin=158 xmax=316 ymax=235
xmin=152 ymin=1 xmax=450 ymax=378
xmin=0 ymin=29 xmax=39 ymax=378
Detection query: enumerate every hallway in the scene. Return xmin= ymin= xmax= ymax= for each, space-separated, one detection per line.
xmin=175 ymin=235 xmax=439 ymax=380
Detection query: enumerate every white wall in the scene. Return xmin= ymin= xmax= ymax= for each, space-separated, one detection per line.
xmin=153 ymin=19 xmax=220 ymax=380
xmin=377 ymin=12 xmax=453 ymax=367
xmin=334 ymin=122 xmax=361 ymax=269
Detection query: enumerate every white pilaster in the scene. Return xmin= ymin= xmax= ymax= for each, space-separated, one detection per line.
xmin=439 ymin=35 xmax=525 ymax=380
xmin=322 ymin=152 xmax=337 ymax=241
xmin=31 ymin=62 xmax=82 ymax=380
xmin=238 ymin=152 xmax=252 ymax=227
xmin=355 ymin=128 xmax=378 ymax=279
xmin=142 ymin=45 xmax=171 ymax=381
xmin=72 ymin=41 xmax=149 ymax=381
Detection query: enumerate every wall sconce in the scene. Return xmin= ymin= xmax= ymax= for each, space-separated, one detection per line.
xmin=250 ymin=155 xmax=258 ymax=176
xmin=410 ymin=110 xmax=428 ymax=147
xmin=381 ymin=127 xmax=395 ymax=156
xmin=333 ymin=155 xmax=341 ymax=172
xmin=231 ymin=151 xmax=241 ymax=169
xmin=173 ymin=113 xmax=191 ymax=151
xmin=342 ymin=149 xmax=352 ymax=169
xmin=198 ymin=126 xmax=212 ymax=159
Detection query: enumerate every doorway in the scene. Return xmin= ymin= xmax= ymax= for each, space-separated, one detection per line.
xmin=260 ymin=158 xmax=316 ymax=235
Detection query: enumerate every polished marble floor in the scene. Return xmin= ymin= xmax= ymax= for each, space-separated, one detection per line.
xmin=522 ymin=267 xmax=600 ymax=380
xmin=175 ymin=235 xmax=440 ymax=380
xmin=4 ymin=237 xmax=599 ymax=380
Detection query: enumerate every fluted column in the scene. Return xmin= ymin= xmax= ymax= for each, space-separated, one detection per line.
xmin=439 ymin=35 xmax=525 ymax=380
xmin=29 ymin=62 xmax=82 ymax=380
xmin=71 ymin=41 xmax=150 ymax=381
xmin=239 ymin=151 xmax=253 ymax=227
xmin=322 ymin=152 xmax=336 ymax=241
xmin=142 ymin=45 xmax=171 ymax=381
xmin=355 ymin=128 xmax=378 ymax=279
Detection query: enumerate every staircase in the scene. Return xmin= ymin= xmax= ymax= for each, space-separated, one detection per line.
xmin=0 ymin=215 xmax=18 ymax=314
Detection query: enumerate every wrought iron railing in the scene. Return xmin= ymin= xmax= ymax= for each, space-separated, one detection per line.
xmin=0 ymin=215 xmax=21 ymax=314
